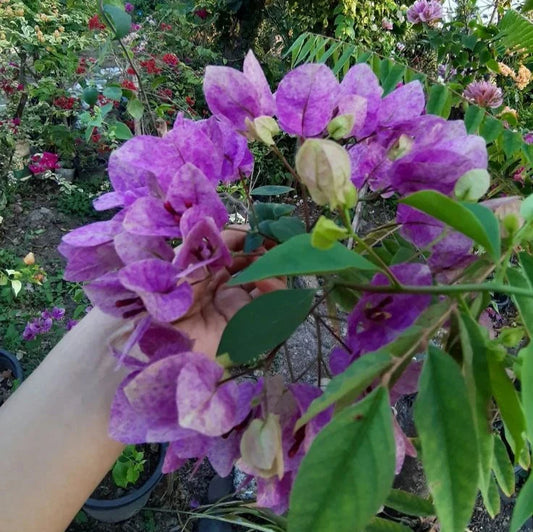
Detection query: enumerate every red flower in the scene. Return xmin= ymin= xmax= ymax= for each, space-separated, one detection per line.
xmin=160 ymin=23 xmax=172 ymax=31
xmin=158 ymin=88 xmax=173 ymax=101
xmin=54 ymin=96 xmax=77 ymax=110
xmin=91 ymin=132 xmax=102 ymax=143
xmin=185 ymin=96 xmax=195 ymax=107
xmin=140 ymin=58 xmax=161 ymax=75
xmin=121 ymin=80 xmax=137 ymax=91
xmin=88 ymin=14 xmax=106 ymax=31
xmin=161 ymin=53 xmax=179 ymax=66
xmin=194 ymin=9 xmax=209 ymax=19
xmin=76 ymin=58 xmax=87 ymax=74
xmin=127 ymin=67 xmax=136 ymax=75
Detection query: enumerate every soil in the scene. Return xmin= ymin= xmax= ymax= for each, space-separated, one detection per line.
xmin=0 ymin=367 xmax=17 ymax=407
xmin=89 ymin=444 xmax=161 ymax=501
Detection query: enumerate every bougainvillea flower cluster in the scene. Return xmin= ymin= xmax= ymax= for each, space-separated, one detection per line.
xmin=28 ymin=152 xmax=60 ymax=174
xmin=60 ymin=51 xmax=491 ymax=513
xmin=406 ymin=0 xmax=443 ymax=25
xmin=22 ymin=307 xmax=65 ymax=341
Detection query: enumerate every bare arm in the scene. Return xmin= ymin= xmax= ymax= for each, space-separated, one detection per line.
xmin=0 ymin=229 xmax=284 ymax=532
xmin=0 ymin=309 xmax=129 ymax=532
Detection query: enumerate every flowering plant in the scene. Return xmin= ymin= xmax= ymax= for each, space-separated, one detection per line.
xmin=61 ymin=51 xmax=533 ymax=531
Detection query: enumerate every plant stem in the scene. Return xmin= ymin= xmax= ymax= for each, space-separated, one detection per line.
xmin=98 ymin=1 xmax=157 ymax=133
xmin=270 ymin=143 xmax=310 ymax=230
xmin=333 ymin=280 xmax=533 ymax=298
xmin=340 ymin=208 xmax=401 ymax=287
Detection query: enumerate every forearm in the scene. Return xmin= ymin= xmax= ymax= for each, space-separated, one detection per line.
xmin=0 ymin=309 xmax=128 ymax=532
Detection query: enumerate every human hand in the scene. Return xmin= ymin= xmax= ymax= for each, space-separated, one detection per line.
xmin=175 ymin=226 xmax=285 ymax=358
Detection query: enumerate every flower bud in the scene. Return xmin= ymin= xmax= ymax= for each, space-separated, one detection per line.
xmin=23 ymin=252 xmax=35 ymax=265
xmin=327 ymin=114 xmax=355 ymax=140
xmin=240 ymin=414 xmax=284 ymax=479
xmin=454 ymin=168 xmax=490 ymax=201
xmin=245 ymin=116 xmax=279 ymax=146
xmin=503 ymin=213 xmax=520 ymax=236
xmin=295 ymin=139 xmax=355 ymax=210
xmin=311 ymin=216 xmax=349 ymax=250
xmin=387 ymin=134 xmax=414 ymax=161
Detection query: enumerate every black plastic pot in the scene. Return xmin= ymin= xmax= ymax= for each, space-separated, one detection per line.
xmin=0 ymin=348 xmax=24 ymax=384
xmin=83 ymin=444 xmax=167 ymax=523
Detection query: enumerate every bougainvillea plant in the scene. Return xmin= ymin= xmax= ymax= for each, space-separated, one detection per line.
xmin=60 ymin=50 xmax=533 ymax=531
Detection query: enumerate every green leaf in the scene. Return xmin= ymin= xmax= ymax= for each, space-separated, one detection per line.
xmin=480 ymin=115 xmax=503 ymax=143
xmin=464 ymin=105 xmax=485 ymax=134
xmin=127 ymin=98 xmax=144 ymax=120
xmin=103 ymin=4 xmax=132 ymax=39
xmin=458 ymin=313 xmax=493 ymax=498
xmin=414 ymin=346 xmax=479 ymax=532
xmin=364 ymin=517 xmax=413 ymax=532
xmin=229 ymin=234 xmax=378 ymax=286
xmin=426 ymin=84 xmax=452 ymax=119
xmin=82 ymin=86 xmax=98 ymax=106
xmin=503 ymin=129 xmax=523 ymax=158
xmin=112 ymin=460 xmax=129 ymax=488
xmin=510 ymin=474 xmax=533 ymax=532
xmin=11 ymin=280 xmax=22 ymax=297
xmin=521 ymin=342 xmax=533 ymax=446
xmin=523 ymin=0 xmax=533 ymax=12
xmin=268 ymin=217 xmax=306 ymax=242
xmin=507 ymin=268 xmax=533 ymax=338
xmin=217 ymin=289 xmax=315 ymax=363
xmin=295 ymin=350 xmax=391 ymax=430
xmin=253 ymin=202 xmax=295 ymax=224
xmin=487 ymin=350 xmax=526 ymax=459
xmin=482 ymin=473 xmax=501 ymax=519
xmin=380 ymin=63 xmax=406 ymax=95
xmin=400 ymin=191 xmax=501 ymax=260
xmin=384 ymin=489 xmax=435 ymax=517
xmin=109 ymin=122 xmax=133 ymax=140
xmin=520 ymin=194 xmax=533 ymax=222
xmin=100 ymin=102 xmax=114 ymax=117
xmin=288 ymin=388 xmax=395 ymax=532
xmin=251 ymin=186 xmax=294 ymax=196
xmin=103 ymin=85 xmax=123 ymax=101
xmin=492 ymin=433 xmax=515 ymax=497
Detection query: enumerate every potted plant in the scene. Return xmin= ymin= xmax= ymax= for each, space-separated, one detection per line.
xmin=0 ymin=348 xmax=23 ymax=407
xmin=82 ymin=443 xmax=167 ymax=523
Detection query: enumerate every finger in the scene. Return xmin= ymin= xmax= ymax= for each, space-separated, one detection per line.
xmin=255 ymin=278 xmax=287 ymax=293
xmin=222 ymin=225 xmax=249 ymax=252
xmin=214 ymin=286 xmax=252 ymax=322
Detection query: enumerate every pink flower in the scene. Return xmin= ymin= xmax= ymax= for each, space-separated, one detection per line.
xmin=125 ymin=2 xmax=134 ymax=13
xmin=463 ymin=81 xmax=503 ymax=108
xmin=382 ymin=18 xmax=393 ymax=30
xmin=407 ymin=0 xmax=443 ymax=25
xmin=28 ymin=152 xmax=60 ymax=174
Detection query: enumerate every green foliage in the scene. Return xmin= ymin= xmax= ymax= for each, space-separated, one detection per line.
xmin=414 ymin=346 xmax=479 ymax=532
xmin=112 ymin=445 xmax=146 ymax=488
xmin=229 ymin=233 xmax=378 ymax=286
xmin=400 ymin=191 xmax=501 ymax=261
xmin=289 ymin=387 xmax=395 ymax=532
xmin=217 ymin=289 xmax=316 ymax=363
xmin=384 ymin=490 xmax=435 ymax=518
xmin=296 ymin=350 xmax=391 ymax=429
